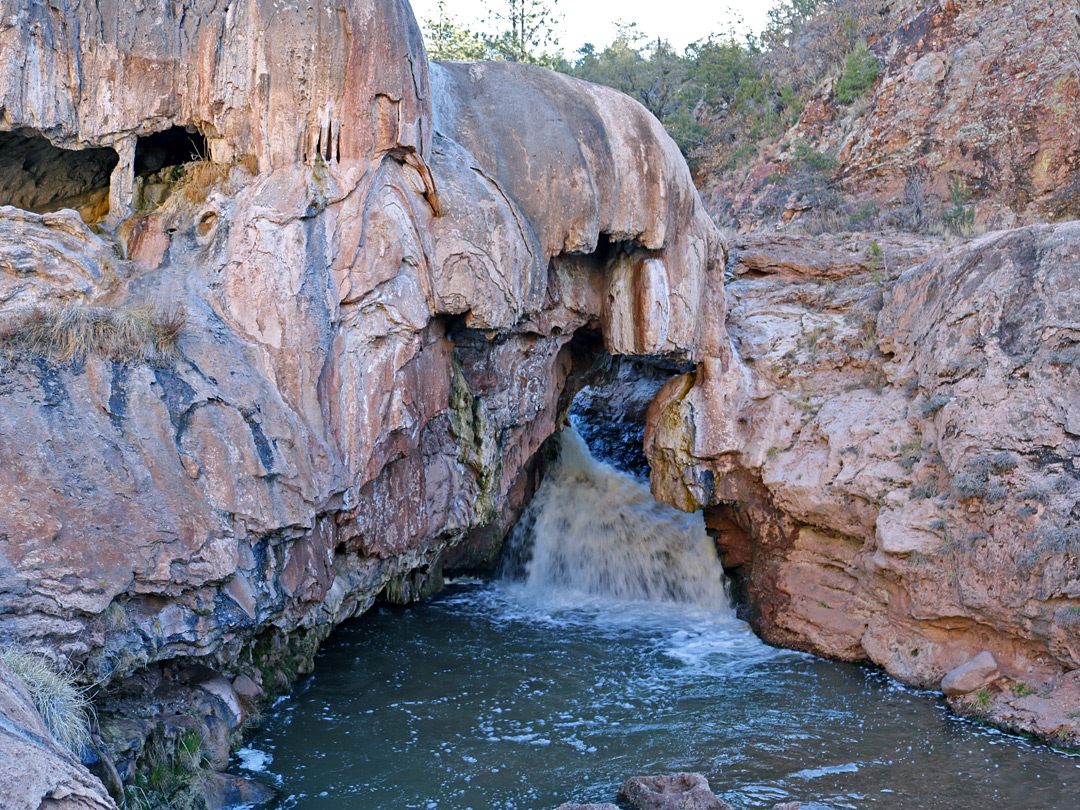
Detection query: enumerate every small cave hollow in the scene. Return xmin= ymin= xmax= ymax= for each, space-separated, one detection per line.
xmin=0 ymin=130 xmax=118 ymax=220
xmin=569 ymin=353 xmax=688 ymax=479
xmin=134 ymin=126 xmax=209 ymax=176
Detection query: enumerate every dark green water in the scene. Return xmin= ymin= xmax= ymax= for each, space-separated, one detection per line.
xmin=237 ymin=585 xmax=1079 ymax=809
xmin=236 ymin=426 xmax=1080 ymax=809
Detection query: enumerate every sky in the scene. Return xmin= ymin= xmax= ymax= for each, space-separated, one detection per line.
xmin=407 ymin=0 xmax=774 ymax=55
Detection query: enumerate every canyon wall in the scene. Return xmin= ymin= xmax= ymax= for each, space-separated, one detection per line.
xmin=2 ymin=0 xmax=1078 ymax=805
xmin=646 ymin=226 xmax=1080 ymax=746
xmin=705 ymin=0 xmax=1080 ymax=232
xmin=0 ymin=0 xmax=724 ymax=804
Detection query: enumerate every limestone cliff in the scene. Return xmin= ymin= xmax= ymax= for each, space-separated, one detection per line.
xmin=0 ymin=0 xmax=724 ymax=803
xmin=647 ymin=226 xmax=1080 ymax=746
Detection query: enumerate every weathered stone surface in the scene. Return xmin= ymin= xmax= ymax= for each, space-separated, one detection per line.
xmin=0 ymin=0 xmax=431 ymax=174
xmin=619 ymin=773 xmax=733 ymax=810
xmin=0 ymin=663 xmax=116 ymax=810
xmin=647 ymin=226 xmax=1080 ymax=744
xmin=553 ymin=804 xmax=620 ymax=810
xmin=0 ymin=208 xmax=121 ymax=307
xmin=838 ymin=0 xmax=1080 ymax=224
xmin=703 ymin=0 xmax=1080 ymax=231
xmin=940 ymin=651 xmax=1000 ymax=696
xmin=0 ymin=0 xmax=725 ymax=803
xmin=949 ymin=669 xmax=1080 ymax=749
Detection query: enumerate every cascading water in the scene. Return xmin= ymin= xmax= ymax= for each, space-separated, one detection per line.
xmin=239 ymin=418 xmax=1080 ymax=810
xmin=503 ymin=424 xmax=731 ymax=609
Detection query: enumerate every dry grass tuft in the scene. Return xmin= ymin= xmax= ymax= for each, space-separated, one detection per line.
xmin=179 ymin=160 xmax=230 ymax=204
xmin=0 ymin=303 xmax=186 ymax=364
xmin=0 ymin=648 xmax=91 ymax=758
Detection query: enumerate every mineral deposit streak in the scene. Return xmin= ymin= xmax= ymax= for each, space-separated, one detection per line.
xmin=241 ymin=425 xmax=1080 ymax=810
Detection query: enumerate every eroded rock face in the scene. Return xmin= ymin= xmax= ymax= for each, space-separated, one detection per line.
xmin=838 ymin=0 xmax=1080 ymax=223
xmin=0 ymin=0 xmax=724 ymax=799
xmin=704 ymin=0 xmax=1080 ymax=231
xmin=647 ymin=226 xmax=1080 ymax=746
xmin=0 ymin=663 xmax=116 ymax=810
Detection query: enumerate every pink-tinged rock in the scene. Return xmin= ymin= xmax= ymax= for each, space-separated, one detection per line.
xmin=0 ymin=662 xmax=116 ymax=810
xmin=646 ymin=226 xmax=1080 ymax=744
xmin=618 ymin=773 xmax=733 ymax=810
xmin=705 ymin=0 xmax=1080 ymax=229
xmin=230 ymin=674 xmax=263 ymax=704
xmin=941 ymin=652 xmax=1001 ymax=697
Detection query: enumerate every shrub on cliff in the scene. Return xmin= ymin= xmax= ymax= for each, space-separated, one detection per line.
xmin=0 ymin=648 xmax=91 ymax=758
xmin=0 ymin=302 xmax=186 ymax=364
xmin=835 ymin=42 xmax=880 ymax=105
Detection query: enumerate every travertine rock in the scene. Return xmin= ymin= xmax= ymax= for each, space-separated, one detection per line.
xmin=0 ymin=0 xmax=725 ymax=802
xmin=647 ymin=226 xmax=1080 ymax=744
xmin=0 ymin=663 xmax=116 ymax=810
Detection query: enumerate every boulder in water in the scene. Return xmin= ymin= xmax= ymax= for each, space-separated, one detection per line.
xmin=618 ymin=772 xmax=733 ymax=810
xmin=553 ymin=804 xmax=620 ymax=810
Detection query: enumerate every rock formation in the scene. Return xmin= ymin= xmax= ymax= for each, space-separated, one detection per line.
xmin=704 ymin=0 xmax=1080 ymax=231
xmin=1 ymin=0 xmax=1078 ymax=804
xmin=0 ymin=660 xmax=115 ymax=810
xmin=0 ymin=0 xmax=724 ymax=802
xmin=646 ymin=226 xmax=1080 ymax=746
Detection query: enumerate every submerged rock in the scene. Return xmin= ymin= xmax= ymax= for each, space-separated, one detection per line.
xmin=198 ymin=771 xmax=274 ymax=809
xmin=619 ymin=772 xmax=734 ymax=810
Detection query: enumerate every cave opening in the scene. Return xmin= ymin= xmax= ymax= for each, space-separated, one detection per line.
xmin=0 ymin=130 xmax=118 ymax=221
xmin=569 ymin=354 xmax=687 ymax=479
xmin=133 ymin=126 xmax=209 ymax=176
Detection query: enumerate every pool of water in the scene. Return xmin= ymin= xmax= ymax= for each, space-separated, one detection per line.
xmin=238 ymin=582 xmax=1079 ymax=809
xmin=237 ymin=425 xmax=1080 ymax=809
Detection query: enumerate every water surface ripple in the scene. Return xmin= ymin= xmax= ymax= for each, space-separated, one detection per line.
xmin=241 ymin=582 xmax=1079 ymax=809
xmin=242 ymin=425 xmax=1079 ymax=808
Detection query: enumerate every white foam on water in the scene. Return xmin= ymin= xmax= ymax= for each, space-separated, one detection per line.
xmin=236 ymin=746 xmax=272 ymax=772
xmin=790 ymin=762 xmax=862 ymax=780
xmin=490 ymin=424 xmax=797 ymax=681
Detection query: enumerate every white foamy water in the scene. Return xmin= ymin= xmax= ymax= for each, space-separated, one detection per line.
xmin=506 ymin=425 xmax=732 ymax=610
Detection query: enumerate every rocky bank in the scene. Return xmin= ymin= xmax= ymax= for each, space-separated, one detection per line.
xmin=646 ymin=226 xmax=1080 ymax=746
xmin=704 ymin=0 xmax=1080 ymax=232
xmin=1 ymin=0 xmax=1079 ymax=806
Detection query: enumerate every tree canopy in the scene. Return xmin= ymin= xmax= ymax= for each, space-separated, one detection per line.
xmin=420 ymin=0 xmax=889 ymax=173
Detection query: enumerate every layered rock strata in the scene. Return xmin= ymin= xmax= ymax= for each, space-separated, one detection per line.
xmin=647 ymin=227 xmax=1080 ymax=746
xmin=0 ymin=0 xmax=725 ymax=802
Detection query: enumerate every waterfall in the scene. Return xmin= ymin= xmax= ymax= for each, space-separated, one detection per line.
xmin=501 ymin=424 xmax=731 ymax=609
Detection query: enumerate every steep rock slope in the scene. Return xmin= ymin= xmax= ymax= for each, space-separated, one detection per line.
xmin=704 ymin=0 xmax=1080 ymax=231
xmin=647 ymin=226 xmax=1080 ymax=745
xmin=0 ymin=0 xmax=725 ymax=802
